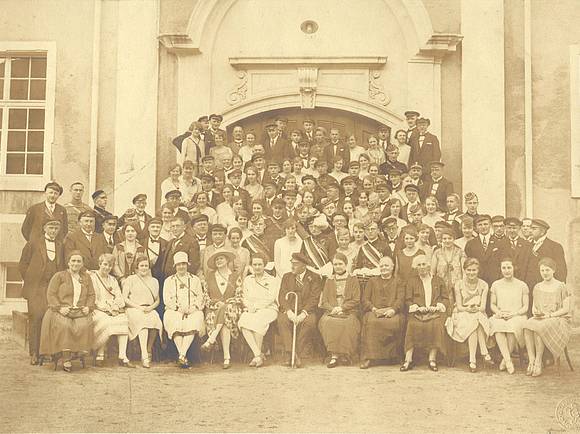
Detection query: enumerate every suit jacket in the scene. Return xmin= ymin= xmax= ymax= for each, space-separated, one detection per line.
xmin=207 ymin=191 xmax=224 ymax=209
xmin=93 ymin=206 xmax=113 ymax=234
xmin=267 ymin=135 xmax=290 ymax=162
xmin=19 ymin=238 xmax=65 ymax=299
xmin=92 ymin=232 xmax=121 ymax=256
xmin=497 ymin=237 xmax=532 ymax=281
xmin=524 ymin=238 xmax=567 ymax=289
xmin=278 ymin=270 xmax=322 ymax=315
xmin=322 ymin=142 xmax=350 ymax=171
xmin=464 ymin=236 xmax=503 ymax=285
xmin=64 ymin=229 xmax=102 ymax=271
xmin=355 ymin=238 xmax=394 ymax=270
xmin=162 ymin=233 xmax=201 ymax=277
xmin=420 ymin=177 xmax=454 ymax=210
xmin=405 ymin=274 xmax=449 ymax=311
xmin=379 ymin=160 xmax=408 ymax=177
xmin=21 ymin=202 xmax=68 ymax=242
xmin=142 ymin=236 xmax=168 ymax=280
xmin=408 ymin=132 xmax=441 ymax=169
xmin=46 ymin=270 xmax=95 ymax=310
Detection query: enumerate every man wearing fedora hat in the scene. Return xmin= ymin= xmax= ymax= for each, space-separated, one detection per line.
xmin=408 ymin=117 xmax=441 ymax=172
xmin=19 ymin=219 xmax=65 ymax=365
xmin=277 ymin=252 xmax=322 ymax=368
xmin=420 ymin=161 xmax=454 ymax=211
xmin=21 ymin=181 xmax=68 ymax=242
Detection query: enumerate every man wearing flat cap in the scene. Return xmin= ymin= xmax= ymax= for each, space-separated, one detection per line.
xmin=19 ymin=218 xmax=65 ymax=364
xmin=524 ymin=219 xmax=567 ymax=303
xmin=404 ymin=110 xmax=420 ymax=145
xmin=408 ymin=117 xmax=441 ymax=173
xmin=21 ymin=181 xmax=68 ymax=242
xmin=92 ymin=189 xmax=113 ymax=233
xmin=401 ymin=183 xmax=422 ymax=221
xmin=464 ymin=214 xmax=503 ymax=285
xmin=132 ymin=193 xmax=152 ymax=233
xmin=496 ymin=217 xmax=532 ymax=282
xmin=205 ymin=113 xmax=226 ymax=154
xmin=63 ymin=209 xmax=101 ymax=270
xmin=379 ymin=144 xmax=408 ymax=177
xmin=420 ymin=161 xmax=453 ymax=211
xmin=277 ymin=252 xmax=322 ymax=367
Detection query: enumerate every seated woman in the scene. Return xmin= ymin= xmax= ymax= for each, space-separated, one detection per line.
xmin=401 ymin=255 xmax=449 ymax=372
xmin=489 ymin=258 xmax=529 ymax=374
xmin=112 ymin=223 xmax=146 ymax=282
xmin=238 ymin=253 xmax=280 ymax=368
xmin=201 ymin=249 xmax=243 ymax=369
xmin=39 ymin=251 xmax=95 ymax=372
xmin=523 ymin=257 xmax=572 ymax=377
xmin=360 ymin=256 xmax=403 ymax=369
xmin=122 ymin=255 xmax=163 ymax=368
xmin=446 ymin=258 xmax=492 ymax=372
xmin=90 ymin=253 xmax=133 ymax=368
xmin=164 ymin=252 xmax=208 ymax=368
xmin=318 ymin=252 xmax=361 ymax=368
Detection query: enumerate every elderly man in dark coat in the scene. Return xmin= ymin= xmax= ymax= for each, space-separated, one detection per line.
xmin=64 ymin=210 xmax=101 ymax=271
xmin=277 ymin=253 xmax=323 ymax=368
xmin=21 ymin=181 xmax=68 ymax=242
xmin=19 ymin=219 xmax=65 ymax=364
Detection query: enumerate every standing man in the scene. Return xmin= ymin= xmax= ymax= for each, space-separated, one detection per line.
xmin=94 ymin=215 xmax=119 ymax=255
xmin=162 ymin=215 xmax=201 ymax=277
xmin=302 ymin=118 xmax=316 ymax=143
xmin=64 ymin=182 xmax=91 ymax=234
xmin=322 ymin=128 xmax=350 ymax=171
xmin=408 ymin=118 xmax=441 ymax=171
xmin=228 ymin=125 xmax=245 ymax=156
xmin=265 ymin=123 xmax=288 ymax=162
xmin=443 ymin=193 xmax=462 ymax=238
xmin=205 ymin=113 xmax=226 ymax=154
xmin=491 ymin=215 xmax=506 ymax=241
xmin=132 ymin=193 xmax=152 ymax=238
xmin=464 ymin=215 xmax=503 ymax=286
xmin=404 ymin=110 xmax=420 ymax=145
xmin=21 ymin=181 xmax=68 ymax=242
xmin=420 ymin=162 xmax=453 ymax=210
xmin=379 ymin=145 xmax=408 ymax=176
xmin=19 ymin=219 xmax=65 ymax=365
xmin=377 ymin=125 xmax=391 ymax=155
xmin=353 ymin=221 xmax=391 ymax=277
xmin=277 ymin=253 xmax=322 ymax=368
xmin=497 ymin=217 xmax=532 ymax=282
xmin=64 ymin=210 xmax=101 ymax=270
xmin=92 ymin=189 xmax=113 ymax=233
xmin=521 ymin=218 xmax=534 ymax=242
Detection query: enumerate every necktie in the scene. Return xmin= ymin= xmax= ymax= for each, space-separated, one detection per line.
xmin=482 ymin=236 xmax=488 ymax=251
xmin=296 ymin=275 xmax=303 ymax=288
xmin=150 ymin=238 xmax=159 ymax=244
xmin=107 ymin=236 xmax=114 ymax=247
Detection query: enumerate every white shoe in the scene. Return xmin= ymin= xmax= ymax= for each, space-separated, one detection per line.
xmin=499 ymin=359 xmax=506 ymax=371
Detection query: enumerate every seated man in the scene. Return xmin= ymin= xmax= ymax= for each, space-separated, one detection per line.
xmin=401 ymin=254 xmax=449 ymax=372
xmin=277 ymin=253 xmax=323 ymax=367
xmin=360 ymin=256 xmax=404 ymax=369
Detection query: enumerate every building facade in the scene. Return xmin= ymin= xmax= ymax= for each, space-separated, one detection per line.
xmin=0 ymin=0 xmax=578 ymax=318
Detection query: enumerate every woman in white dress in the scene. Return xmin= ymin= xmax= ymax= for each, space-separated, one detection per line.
xmin=489 ymin=258 xmax=529 ymax=374
xmin=238 ymin=253 xmax=280 ymax=367
xmin=163 ymin=252 xmax=208 ymax=368
xmin=159 ymin=204 xmax=175 ymax=242
xmin=422 ymin=195 xmax=444 ymax=229
xmin=90 ymin=253 xmax=133 ymax=368
xmin=346 ymin=133 xmax=366 ymax=164
xmin=122 ymin=255 xmax=162 ymax=368
xmin=192 ymin=191 xmax=217 ymax=224
xmin=160 ymin=164 xmax=183 ymax=201
xmin=216 ymin=184 xmax=237 ymax=229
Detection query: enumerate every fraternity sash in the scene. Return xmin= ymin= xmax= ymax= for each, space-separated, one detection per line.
xmin=302 ymin=237 xmax=329 ymax=269
xmin=243 ymin=234 xmax=271 ymax=261
xmin=360 ymin=241 xmax=383 ymax=268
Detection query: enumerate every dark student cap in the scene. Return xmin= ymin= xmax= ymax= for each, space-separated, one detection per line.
xmin=43 ymin=218 xmax=62 ymax=228
xmin=409 ymin=162 xmax=423 ymax=170
xmin=132 ymin=193 xmax=147 ymax=204
xmin=301 ymin=174 xmax=316 ymax=183
xmin=209 ymin=114 xmax=223 ymax=121
xmin=201 ymin=155 xmax=215 ymax=162
xmin=404 ymin=184 xmax=420 ymax=193
xmin=197 ymin=115 xmax=209 ymax=122
xmin=190 ymin=214 xmax=209 ymax=225
xmin=272 ymin=198 xmax=286 ymax=208
xmin=473 ymin=214 xmax=492 ymax=225
xmin=291 ymin=252 xmax=311 ymax=265
xmin=44 ymin=181 xmax=63 ymax=196
xmin=430 ymin=161 xmax=445 ymax=168
xmin=251 ymin=152 xmax=265 ymax=162
xmin=491 ymin=215 xmax=505 ymax=224
xmin=228 ymin=169 xmax=242 ymax=177
xmin=165 ymin=189 xmax=182 ymax=199
xmin=504 ymin=217 xmax=522 ymax=227
xmin=148 ymin=217 xmax=162 ymax=226
xmin=92 ymin=189 xmax=106 ymax=200
xmin=349 ymin=161 xmax=360 ymax=168
xmin=103 ymin=214 xmax=118 ymax=224
xmin=341 ymin=176 xmax=357 ymax=185
xmin=200 ymin=174 xmax=215 ymax=182
xmin=404 ymin=110 xmax=420 ymax=118
xmin=78 ymin=210 xmax=96 ymax=220
xmin=531 ymin=219 xmax=550 ymax=231
xmin=210 ymin=223 xmax=227 ymax=234
xmin=381 ymin=216 xmax=398 ymax=228
xmin=416 ymin=117 xmax=430 ymax=125
xmin=434 ymin=221 xmax=451 ymax=229
xmin=387 ymin=168 xmax=402 ymax=177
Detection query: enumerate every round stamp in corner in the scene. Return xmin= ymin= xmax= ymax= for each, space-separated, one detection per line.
xmin=555 ymin=396 xmax=580 ymax=431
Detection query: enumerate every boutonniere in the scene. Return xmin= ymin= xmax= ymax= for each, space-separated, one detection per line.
xmin=492 ymin=247 xmax=498 ymax=252
xmin=264 ymin=282 xmax=269 ymax=287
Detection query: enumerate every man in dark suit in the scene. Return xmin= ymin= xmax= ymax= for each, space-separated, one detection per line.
xmin=264 ymin=123 xmax=289 ymax=162
xmin=132 ymin=193 xmax=153 ymax=235
xmin=19 ymin=219 xmax=65 ymax=364
xmin=524 ymin=219 xmax=567 ymax=301
xmin=443 ymin=193 xmax=462 ymax=238
xmin=408 ymin=118 xmax=441 ymax=172
xmin=301 ymin=118 xmax=316 ymax=144
xmin=497 ymin=217 xmax=532 ymax=281
xmin=404 ymin=110 xmax=420 ymax=145
xmin=277 ymin=252 xmax=323 ymax=367
xmin=420 ymin=161 xmax=454 ymax=210
xmin=162 ymin=215 xmax=201 ymax=277
xmin=64 ymin=210 xmax=102 ymax=271
xmin=21 ymin=181 xmax=68 ymax=242
xmin=92 ymin=189 xmax=113 ymax=234
xmin=322 ymin=128 xmax=350 ymax=172
xmin=93 ymin=215 xmax=120 ymax=255
xmin=227 ymin=169 xmax=252 ymax=211
xmin=379 ymin=145 xmax=408 ymax=176
xmin=204 ymin=113 xmax=226 ymax=154
xmin=465 ymin=215 xmax=504 ymax=285
xmin=353 ymin=221 xmax=393 ymax=275
xmin=199 ymin=175 xmax=224 ymax=209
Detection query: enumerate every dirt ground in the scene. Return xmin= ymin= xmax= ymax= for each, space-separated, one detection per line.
xmin=1 ymin=325 xmax=579 ymax=433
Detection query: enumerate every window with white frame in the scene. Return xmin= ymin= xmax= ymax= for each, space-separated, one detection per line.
xmin=0 ymin=43 xmax=55 ymax=191
xmin=1 ymin=263 xmax=23 ymax=300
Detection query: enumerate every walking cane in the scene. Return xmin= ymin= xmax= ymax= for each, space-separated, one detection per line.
xmin=285 ymin=291 xmax=299 ymax=368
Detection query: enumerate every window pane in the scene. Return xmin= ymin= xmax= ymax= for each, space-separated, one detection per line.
xmin=6 ymin=282 xmax=23 ymax=298
xmin=11 ymin=58 xmax=30 ymax=78
xmin=7 ymin=131 xmax=25 ymax=151
xmin=28 ymin=109 xmax=45 ymax=129
xmin=8 ymin=108 xmax=27 ymax=129
xmin=27 ymin=131 xmax=44 ymax=152
xmin=0 ymin=79 xmax=3 ymax=99
xmin=6 ymin=153 xmax=25 ymax=174
xmin=0 ymin=58 xmax=5 ymax=78
xmin=6 ymin=265 xmax=22 ymax=281
xmin=26 ymin=153 xmax=43 ymax=174
xmin=30 ymin=58 xmax=46 ymax=78
xmin=10 ymin=79 xmax=29 ymax=100
xmin=29 ymin=80 xmax=46 ymax=100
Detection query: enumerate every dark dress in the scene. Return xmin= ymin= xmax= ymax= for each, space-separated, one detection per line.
xmin=361 ymin=275 xmax=404 ymax=360
xmin=39 ymin=271 xmax=95 ymax=356
xmin=318 ymin=276 xmax=361 ymax=356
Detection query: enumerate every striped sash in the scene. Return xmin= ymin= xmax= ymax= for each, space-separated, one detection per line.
xmin=243 ymin=234 xmax=271 ymax=260
xmin=360 ymin=241 xmax=383 ymax=268
xmin=303 ymin=237 xmax=329 ymax=269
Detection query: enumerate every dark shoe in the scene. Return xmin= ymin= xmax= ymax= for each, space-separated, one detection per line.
xmin=119 ymin=359 xmax=136 ymax=368
xmin=95 ymin=358 xmax=105 ymax=368
xmin=295 ymin=355 xmax=303 ymax=368
xmin=282 ymin=353 xmax=292 ymax=367
xmin=339 ymin=354 xmax=352 ymax=365
xmin=327 ymin=357 xmax=339 ymax=368
xmin=360 ymin=359 xmax=371 ymax=369
xmin=429 ymin=360 xmax=438 ymax=372
xmin=201 ymin=340 xmax=216 ymax=352
xmin=30 ymin=354 xmax=39 ymax=366
xmin=400 ymin=361 xmax=414 ymax=372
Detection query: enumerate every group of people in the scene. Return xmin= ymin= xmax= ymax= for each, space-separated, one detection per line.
xmin=18 ymin=109 xmax=572 ymax=377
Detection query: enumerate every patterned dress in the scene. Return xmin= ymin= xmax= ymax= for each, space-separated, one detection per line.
xmin=205 ymin=271 xmax=244 ymax=339
xmin=431 ymin=246 xmax=466 ymax=305
xmin=523 ymin=279 xmax=572 ymax=359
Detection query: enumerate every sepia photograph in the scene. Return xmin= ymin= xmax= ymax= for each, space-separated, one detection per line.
xmin=0 ymin=0 xmax=579 ymax=432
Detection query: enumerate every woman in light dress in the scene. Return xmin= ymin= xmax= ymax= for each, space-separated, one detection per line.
xmin=228 ymin=227 xmax=251 ymax=276
xmin=431 ymin=228 xmax=466 ymax=294
xmin=163 ymin=251 xmax=208 ymax=368
xmin=193 ymin=191 xmax=217 ymax=224
xmin=366 ymin=136 xmax=386 ymax=166
xmin=90 ymin=253 xmax=133 ymax=368
xmin=244 ymin=166 xmax=264 ymax=201
xmin=160 ymin=164 xmax=183 ymax=201
xmin=523 ymin=257 xmax=572 ymax=377
xmin=238 ymin=253 xmax=280 ymax=368
xmin=122 ymin=255 xmax=162 ymax=368
xmin=422 ymin=195 xmax=444 ymax=229
xmin=489 ymin=258 xmax=529 ymax=374
xmin=112 ymin=223 xmax=146 ymax=282
xmin=446 ymin=258 xmax=492 ymax=372
xmin=216 ymin=184 xmax=237 ymax=229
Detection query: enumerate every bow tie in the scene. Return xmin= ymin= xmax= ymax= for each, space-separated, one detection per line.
xmin=150 ymin=238 xmax=159 ymax=244
xmin=45 ymin=237 xmax=55 ymax=242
